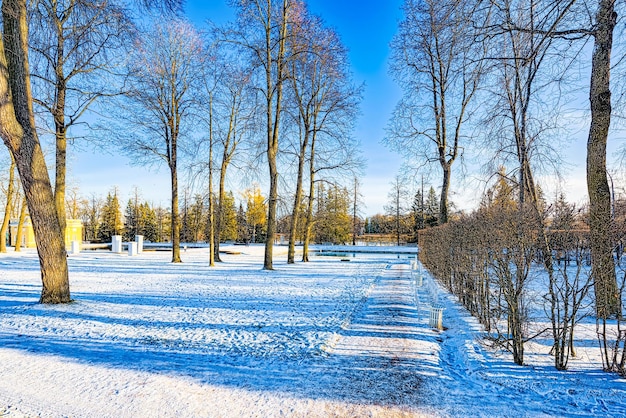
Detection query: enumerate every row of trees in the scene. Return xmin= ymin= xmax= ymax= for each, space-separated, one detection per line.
xmin=77 ymin=182 xmax=359 ymax=247
xmin=364 ymin=184 xmax=440 ymax=244
xmin=388 ymin=0 xmax=625 ymax=373
xmin=420 ymin=176 xmax=626 ymax=374
xmin=84 ymin=188 xmax=264 ymax=245
xmin=101 ymin=0 xmax=362 ymax=268
xmin=0 ymin=0 xmax=363 ymax=302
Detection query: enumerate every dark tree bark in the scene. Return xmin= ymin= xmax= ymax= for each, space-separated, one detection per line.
xmin=587 ymin=0 xmax=619 ymax=318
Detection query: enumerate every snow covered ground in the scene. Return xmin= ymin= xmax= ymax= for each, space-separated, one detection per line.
xmin=0 ymin=245 xmax=624 ymax=417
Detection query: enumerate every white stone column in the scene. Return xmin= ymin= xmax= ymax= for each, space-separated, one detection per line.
xmin=128 ymin=241 xmax=138 ymax=256
xmin=111 ymin=235 xmax=123 ymax=253
xmin=135 ymin=235 xmax=144 ymax=254
xmin=70 ymin=240 xmax=81 ymax=255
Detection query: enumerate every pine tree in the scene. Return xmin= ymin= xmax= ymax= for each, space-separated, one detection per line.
xmin=425 ymin=187 xmax=439 ymax=227
xmin=98 ymin=191 xmax=123 ymax=242
xmin=315 ymin=185 xmax=351 ymax=244
xmin=411 ymin=190 xmax=425 ymax=236
xmin=123 ymin=199 xmax=138 ymax=241
xmin=139 ymin=203 xmax=159 ymax=243
xmin=552 ymin=193 xmax=576 ymax=231
xmin=220 ymin=192 xmax=238 ymax=241
xmin=236 ymin=203 xmax=247 ymax=243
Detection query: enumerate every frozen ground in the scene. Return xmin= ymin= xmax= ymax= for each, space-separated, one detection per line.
xmin=0 ymin=245 xmax=625 ymax=417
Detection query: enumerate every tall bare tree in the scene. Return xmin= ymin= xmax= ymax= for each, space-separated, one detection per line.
xmin=0 ymin=0 xmax=70 ymax=303
xmin=388 ymin=0 xmax=484 ymax=224
xmin=285 ymin=11 xmax=352 ymax=263
xmin=0 ymin=0 xmax=180 ymax=304
xmin=587 ymin=0 xmax=620 ymax=320
xmin=29 ymin=0 xmax=130 ymax=235
xmin=385 ymin=174 xmax=409 ymax=246
xmin=231 ymin=0 xmax=298 ymax=270
xmin=200 ymin=36 xmax=254 ymax=263
xmin=117 ymin=19 xmax=203 ymax=263
xmin=351 ymin=176 xmax=363 ymax=246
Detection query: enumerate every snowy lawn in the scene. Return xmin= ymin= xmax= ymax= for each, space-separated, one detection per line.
xmin=1 ymin=245 xmax=625 ymax=417
xmin=0 ymin=245 xmax=427 ymax=417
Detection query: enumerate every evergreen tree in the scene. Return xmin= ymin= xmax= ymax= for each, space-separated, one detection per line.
xmin=139 ymin=203 xmax=159 ymax=243
xmin=425 ymin=187 xmax=439 ymax=227
xmin=236 ymin=203 xmax=248 ymax=243
xmin=220 ymin=192 xmax=238 ymax=242
xmin=315 ymin=185 xmax=351 ymax=244
xmin=98 ymin=191 xmax=123 ymax=242
xmin=123 ymin=199 xmax=138 ymax=241
xmin=187 ymin=194 xmax=206 ymax=243
xmin=411 ymin=190 xmax=425 ymax=237
xmin=552 ymin=193 xmax=576 ymax=231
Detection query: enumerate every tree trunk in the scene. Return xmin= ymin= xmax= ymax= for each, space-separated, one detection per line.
xmin=14 ymin=195 xmax=26 ymax=251
xmin=214 ymin=159 xmax=228 ymax=263
xmin=352 ymin=178 xmax=358 ymax=246
xmin=263 ymin=0 xmax=288 ymax=271
xmin=53 ymin=19 xmax=67 ymax=235
xmin=265 ymin=146 xmax=278 ymax=270
xmin=287 ymin=131 xmax=308 ymax=264
xmin=208 ymin=96 xmax=215 ymax=267
xmin=587 ymin=0 xmax=619 ymax=318
xmin=439 ymin=163 xmax=451 ymax=224
xmin=302 ymin=135 xmax=317 ymax=263
xmin=0 ymin=156 xmax=15 ymax=252
xmin=0 ymin=0 xmax=70 ymax=303
xmin=170 ymin=156 xmax=181 ymax=263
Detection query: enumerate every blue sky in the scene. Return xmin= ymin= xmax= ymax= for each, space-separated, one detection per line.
xmin=67 ymin=0 xmax=596 ymax=216
xmin=69 ymin=0 xmax=406 ymax=216
xmin=185 ymin=0 xmax=406 ymax=215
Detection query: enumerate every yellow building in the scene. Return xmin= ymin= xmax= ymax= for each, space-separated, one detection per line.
xmin=9 ymin=218 xmax=83 ymax=249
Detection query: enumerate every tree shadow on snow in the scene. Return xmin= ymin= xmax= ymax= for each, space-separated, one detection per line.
xmin=0 ymin=269 xmax=430 ymax=409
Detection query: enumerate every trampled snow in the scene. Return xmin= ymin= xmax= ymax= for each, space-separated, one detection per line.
xmin=0 ymin=245 xmax=624 ymax=417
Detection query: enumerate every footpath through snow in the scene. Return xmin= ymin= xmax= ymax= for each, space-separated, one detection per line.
xmin=1 ymin=248 xmax=626 ymax=417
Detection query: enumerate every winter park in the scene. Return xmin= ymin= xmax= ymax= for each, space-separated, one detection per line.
xmin=2 ymin=0 xmax=626 ymax=417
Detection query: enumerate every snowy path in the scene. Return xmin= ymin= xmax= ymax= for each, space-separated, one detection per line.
xmin=317 ymin=263 xmax=430 ymax=415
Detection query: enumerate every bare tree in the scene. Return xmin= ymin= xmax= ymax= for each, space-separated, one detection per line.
xmin=0 ymin=0 xmax=70 ymax=303
xmin=115 ymin=19 xmax=203 ymax=263
xmin=200 ymin=36 xmax=254 ymax=264
xmin=587 ymin=0 xmax=620 ymax=320
xmin=0 ymin=0 xmax=181 ymax=304
xmin=388 ymin=0 xmax=484 ymax=224
xmin=351 ymin=176 xmax=363 ymax=246
xmin=29 ymin=0 xmax=130 ymax=235
xmin=284 ymin=11 xmax=353 ymax=263
xmin=230 ymin=0 xmax=298 ymax=270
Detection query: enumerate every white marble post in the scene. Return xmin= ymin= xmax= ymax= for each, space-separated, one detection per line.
xmin=135 ymin=235 xmax=144 ymax=254
xmin=111 ymin=235 xmax=122 ymax=253
xmin=70 ymin=240 xmax=81 ymax=255
xmin=128 ymin=241 xmax=138 ymax=256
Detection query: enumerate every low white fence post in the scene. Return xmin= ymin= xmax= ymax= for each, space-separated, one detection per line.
xmin=111 ymin=235 xmax=122 ymax=253
xmin=135 ymin=235 xmax=144 ymax=254
xmin=70 ymin=240 xmax=81 ymax=255
xmin=128 ymin=241 xmax=138 ymax=256
xmin=429 ymin=306 xmax=444 ymax=330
